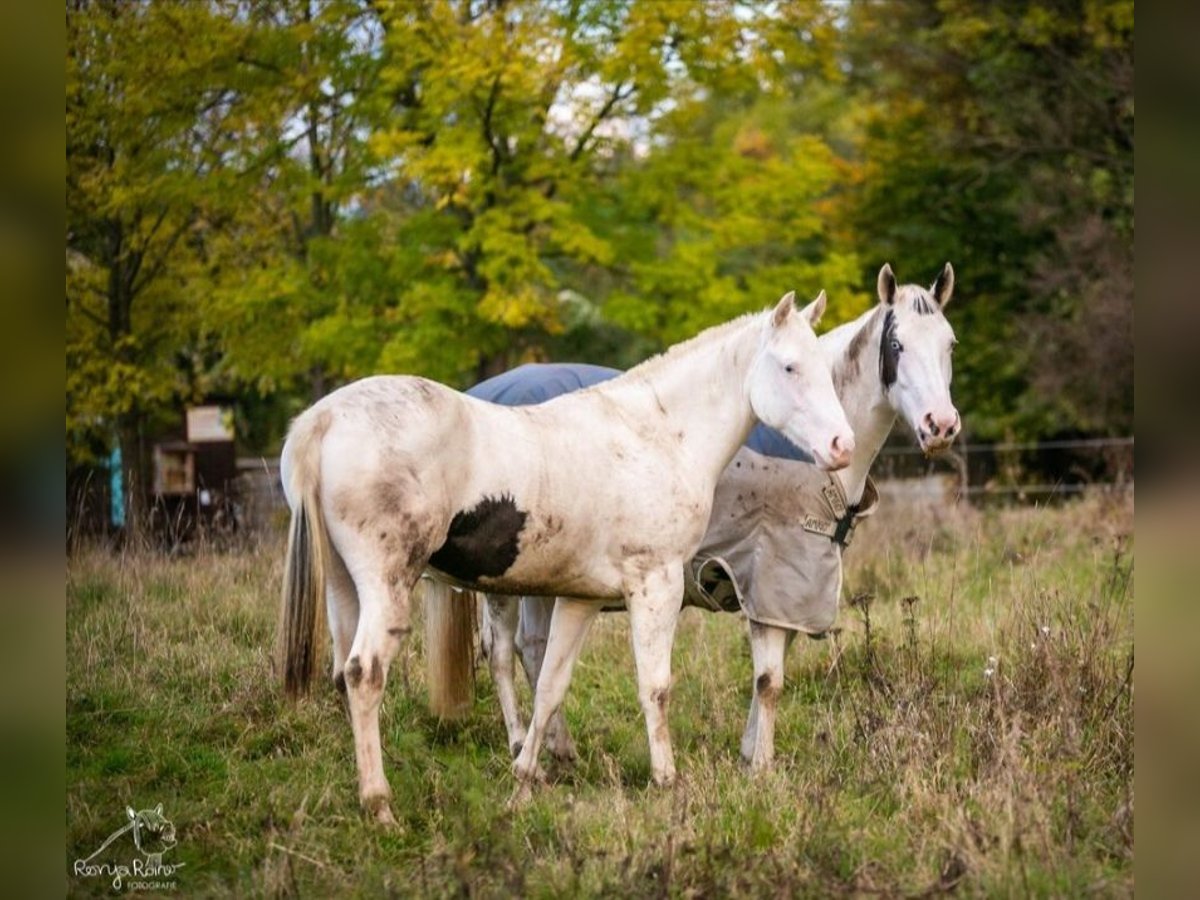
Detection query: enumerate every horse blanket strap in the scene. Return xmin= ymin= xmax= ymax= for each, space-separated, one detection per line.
xmin=682 ymin=556 xmax=743 ymax=613
xmin=800 ymin=475 xmax=880 ymax=549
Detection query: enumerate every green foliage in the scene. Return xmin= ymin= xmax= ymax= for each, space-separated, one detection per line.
xmin=66 ymin=0 xmax=1134 ymax=465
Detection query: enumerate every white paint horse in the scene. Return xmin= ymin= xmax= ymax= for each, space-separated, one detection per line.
xmin=450 ymin=263 xmax=959 ymax=771
xmin=279 ymin=290 xmax=855 ymax=822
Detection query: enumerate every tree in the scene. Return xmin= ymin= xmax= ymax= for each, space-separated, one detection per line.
xmin=66 ymin=1 xmax=254 ymax=524
xmin=842 ymin=0 xmax=1134 ymax=438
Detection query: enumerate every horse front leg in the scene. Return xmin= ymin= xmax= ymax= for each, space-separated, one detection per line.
xmin=510 ymin=597 xmax=600 ymax=805
xmin=517 ymin=595 xmax=578 ymax=763
xmin=326 ymin=548 xmax=360 ymax=706
xmin=482 ymin=593 xmax=527 ymax=758
xmin=627 ymin=565 xmax=685 ymax=787
xmin=740 ymin=621 xmax=789 ymax=771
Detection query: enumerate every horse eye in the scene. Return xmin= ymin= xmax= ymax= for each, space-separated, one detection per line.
xmin=784 ymin=364 xmax=796 ymax=374
xmin=890 ymin=339 xmax=902 ymax=352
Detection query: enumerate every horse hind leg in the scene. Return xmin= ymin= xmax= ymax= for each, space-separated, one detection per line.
xmin=517 ymin=595 xmax=577 ymax=763
xmin=483 ymin=593 xmax=527 ymax=758
xmin=341 ymin=558 xmax=418 ymax=825
xmin=511 ymin=597 xmax=600 ymax=805
xmin=741 ymin=621 xmax=789 ymax=771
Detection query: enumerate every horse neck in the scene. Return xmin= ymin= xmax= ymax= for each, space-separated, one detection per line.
xmin=606 ymin=314 xmax=764 ymax=483
xmin=823 ymin=307 xmax=898 ymax=505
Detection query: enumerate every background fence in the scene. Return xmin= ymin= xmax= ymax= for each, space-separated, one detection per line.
xmin=871 ymin=436 xmax=1134 ymax=503
xmin=68 ymin=437 xmax=1134 ymax=547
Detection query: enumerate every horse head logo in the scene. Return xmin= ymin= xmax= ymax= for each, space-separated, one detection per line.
xmin=74 ymin=802 xmax=184 ymax=890
xmin=126 ymin=804 xmax=176 ymax=864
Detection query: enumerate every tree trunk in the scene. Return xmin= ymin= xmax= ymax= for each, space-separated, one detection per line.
xmin=117 ymin=412 xmax=147 ymax=541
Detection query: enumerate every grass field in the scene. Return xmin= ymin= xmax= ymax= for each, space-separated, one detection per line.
xmin=66 ymin=490 xmax=1133 ymax=897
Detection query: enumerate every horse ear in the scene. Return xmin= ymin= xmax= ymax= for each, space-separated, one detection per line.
xmin=155 ymin=803 xmax=163 ymax=815
xmin=800 ymin=290 xmax=827 ymax=326
xmin=127 ymin=807 xmax=137 ymax=821
xmin=877 ymin=264 xmax=897 ymax=305
xmin=771 ymin=291 xmax=796 ymax=327
xmin=933 ymin=262 xmax=955 ymax=308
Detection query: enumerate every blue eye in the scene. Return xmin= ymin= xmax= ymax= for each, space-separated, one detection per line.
xmin=890 ymin=339 xmax=902 ymax=352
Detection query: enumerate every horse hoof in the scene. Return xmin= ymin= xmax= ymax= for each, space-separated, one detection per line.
xmin=507 ymin=781 xmax=534 ymax=810
xmin=549 ymin=743 xmax=578 ymax=765
xmin=651 ymin=771 xmax=676 ymax=789
xmin=363 ymin=795 xmax=398 ymax=827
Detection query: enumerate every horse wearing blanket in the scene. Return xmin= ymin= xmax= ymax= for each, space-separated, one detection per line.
xmin=440 ymin=263 xmax=959 ymax=770
xmin=278 ymin=290 xmax=854 ymax=822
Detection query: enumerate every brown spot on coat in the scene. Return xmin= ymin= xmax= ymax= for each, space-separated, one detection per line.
xmin=368 ymin=656 xmax=383 ymax=690
xmin=345 ymin=657 xmax=364 ymax=689
xmin=374 ymin=482 xmax=406 ymax=518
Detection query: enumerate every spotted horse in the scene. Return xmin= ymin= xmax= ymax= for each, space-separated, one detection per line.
xmin=278 ymin=290 xmax=855 ymax=822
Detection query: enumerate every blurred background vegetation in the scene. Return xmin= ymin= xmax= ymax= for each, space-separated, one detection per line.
xmin=66 ymin=0 xmax=1133 ymax=493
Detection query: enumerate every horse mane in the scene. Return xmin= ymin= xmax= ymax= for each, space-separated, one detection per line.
xmin=579 ymin=308 xmax=768 ymax=392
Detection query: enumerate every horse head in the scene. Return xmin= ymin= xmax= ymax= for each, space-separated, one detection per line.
xmin=747 ymin=290 xmax=855 ymax=470
xmin=875 ymin=263 xmax=960 ymax=454
xmin=126 ymin=804 xmax=176 ymax=857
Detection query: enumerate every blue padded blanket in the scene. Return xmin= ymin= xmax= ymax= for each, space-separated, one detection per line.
xmin=468 ymin=363 xmax=814 ymax=463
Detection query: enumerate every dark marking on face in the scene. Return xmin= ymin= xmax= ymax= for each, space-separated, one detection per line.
xmin=429 ymin=493 xmax=528 ymax=581
xmin=841 ymin=307 xmax=880 ymax=392
xmin=911 ymin=291 xmax=936 ymax=315
xmin=368 ymin=656 xmax=383 ymax=690
xmin=388 ymin=626 xmax=410 ymax=638
xmin=880 ymin=308 xmax=901 ymax=389
xmin=345 ymin=656 xmax=364 ymax=689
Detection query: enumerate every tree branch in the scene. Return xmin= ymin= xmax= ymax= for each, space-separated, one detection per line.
xmin=569 ymin=81 xmax=634 ymax=162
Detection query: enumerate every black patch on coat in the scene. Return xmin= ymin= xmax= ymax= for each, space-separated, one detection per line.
xmin=429 ymin=493 xmax=528 ymax=581
xmin=880 ymin=308 xmax=900 ymax=389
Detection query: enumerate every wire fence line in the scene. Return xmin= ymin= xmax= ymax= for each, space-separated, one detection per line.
xmin=227 ymin=436 xmax=1135 ymax=533
xmin=873 ymin=435 xmax=1134 ymax=502
xmin=68 ymin=435 xmax=1134 ymax=543
xmin=879 ymin=436 xmax=1135 ymax=456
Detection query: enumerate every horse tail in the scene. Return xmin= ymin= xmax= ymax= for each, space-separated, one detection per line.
xmin=421 ymin=579 xmax=475 ymax=719
xmin=279 ymin=410 xmax=331 ymax=699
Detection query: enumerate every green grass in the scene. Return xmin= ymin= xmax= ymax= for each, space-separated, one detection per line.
xmin=66 ymin=492 xmax=1133 ymax=897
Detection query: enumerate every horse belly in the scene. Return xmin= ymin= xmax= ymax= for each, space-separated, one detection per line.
xmin=426 ymin=493 xmax=621 ymax=599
